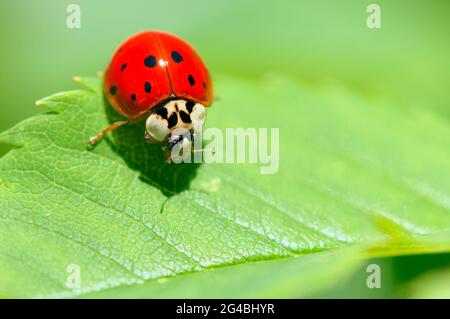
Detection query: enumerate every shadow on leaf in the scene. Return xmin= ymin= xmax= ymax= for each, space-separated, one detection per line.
xmin=101 ymin=95 xmax=200 ymax=197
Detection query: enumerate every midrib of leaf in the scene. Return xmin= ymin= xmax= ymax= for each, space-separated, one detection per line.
xmin=0 ymin=75 xmax=448 ymax=298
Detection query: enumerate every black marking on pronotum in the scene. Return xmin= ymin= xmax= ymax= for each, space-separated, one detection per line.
xmin=131 ymin=93 xmax=136 ymax=101
xmin=179 ymin=111 xmax=192 ymax=124
xmin=155 ymin=106 xmax=168 ymax=119
xmin=144 ymin=55 xmax=156 ymax=67
xmin=110 ymin=86 xmax=117 ymax=95
xmin=121 ymin=63 xmax=127 ymax=72
xmin=171 ymin=51 xmax=183 ymax=63
xmin=174 ymin=103 xmax=179 ymax=112
xmin=185 ymin=101 xmax=195 ymax=113
xmin=144 ymin=81 xmax=152 ymax=93
xmin=188 ymin=74 xmax=195 ymax=86
xmin=168 ymin=112 xmax=178 ymax=128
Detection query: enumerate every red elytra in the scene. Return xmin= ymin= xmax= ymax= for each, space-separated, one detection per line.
xmin=104 ymin=30 xmax=213 ymax=119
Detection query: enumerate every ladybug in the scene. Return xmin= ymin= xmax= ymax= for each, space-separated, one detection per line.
xmin=88 ymin=30 xmax=213 ymax=158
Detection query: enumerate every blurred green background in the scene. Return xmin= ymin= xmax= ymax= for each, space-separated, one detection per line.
xmin=0 ymin=0 xmax=449 ymax=297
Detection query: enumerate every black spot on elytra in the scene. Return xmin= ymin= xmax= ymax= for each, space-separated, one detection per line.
xmin=121 ymin=63 xmax=127 ymax=72
xmin=179 ymin=111 xmax=192 ymax=124
xmin=171 ymin=51 xmax=183 ymax=63
xmin=110 ymin=86 xmax=117 ymax=95
xmin=202 ymin=82 xmax=206 ymax=89
xmin=185 ymin=101 xmax=195 ymax=113
xmin=144 ymin=55 xmax=156 ymax=67
xmin=168 ymin=112 xmax=178 ymax=128
xmin=188 ymin=74 xmax=195 ymax=86
xmin=144 ymin=81 xmax=152 ymax=93
xmin=131 ymin=93 xmax=136 ymax=101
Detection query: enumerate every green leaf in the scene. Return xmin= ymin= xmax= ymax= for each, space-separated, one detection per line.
xmin=407 ymin=267 xmax=450 ymax=299
xmin=0 ymin=75 xmax=449 ymax=298
xmin=82 ymin=248 xmax=360 ymax=298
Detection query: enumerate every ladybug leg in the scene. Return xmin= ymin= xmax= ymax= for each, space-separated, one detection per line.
xmin=164 ymin=149 xmax=173 ymax=163
xmin=86 ymin=120 xmax=128 ymax=145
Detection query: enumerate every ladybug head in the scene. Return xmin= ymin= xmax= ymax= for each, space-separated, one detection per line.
xmin=145 ymin=99 xmax=206 ymax=152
